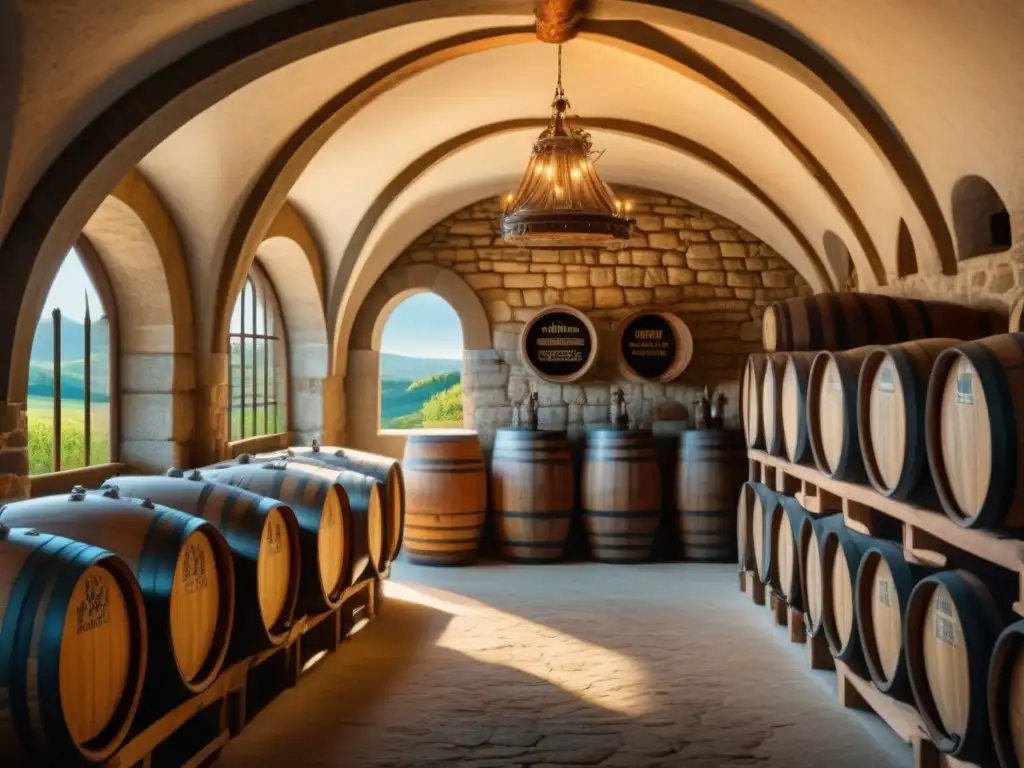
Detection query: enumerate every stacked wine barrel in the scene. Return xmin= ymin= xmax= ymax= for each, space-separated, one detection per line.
xmin=0 ymin=443 xmax=400 ymax=765
xmin=741 ymin=292 xmax=1024 ymax=765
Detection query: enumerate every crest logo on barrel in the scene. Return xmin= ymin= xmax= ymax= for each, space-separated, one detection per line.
xmin=523 ymin=308 xmax=594 ymax=381
xmin=182 ymin=540 xmax=209 ymax=595
xmin=620 ymin=313 xmax=677 ymax=380
xmin=76 ymin=574 xmax=110 ymax=634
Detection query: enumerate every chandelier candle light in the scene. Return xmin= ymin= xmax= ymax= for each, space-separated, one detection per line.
xmin=500 ymin=45 xmax=635 ymax=249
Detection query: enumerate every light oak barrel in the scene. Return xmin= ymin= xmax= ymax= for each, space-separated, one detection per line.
xmin=925 ymin=334 xmax=1024 ymax=529
xmin=266 ymin=445 xmax=405 ymax=565
xmin=0 ymin=490 xmax=233 ymax=703
xmin=101 ymin=473 xmax=301 ymax=658
xmin=490 ymin=429 xmax=574 ymax=563
xmin=761 ymin=353 xmax=788 ymax=456
xmin=763 ymin=292 xmax=1002 ymax=353
xmin=807 ymin=346 xmax=875 ymax=482
xmin=797 ymin=513 xmax=845 ymax=637
xmin=988 ymin=618 xmax=1024 ymax=768
xmin=736 ymin=481 xmax=777 ymax=572
xmin=820 ymin=525 xmax=874 ymax=671
xmin=582 ymin=429 xmax=661 ymax=563
xmin=770 ymin=496 xmax=812 ymax=609
xmin=201 ymin=458 xmax=350 ymax=613
xmin=853 ymin=540 xmax=935 ymax=701
xmin=676 ymin=429 xmax=746 ymax=562
xmin=779 ymin=351 xmax=818 ymax=464
xmin=857 ymin=339 xmax=961 ymax=502
xmin=742 ymin=353 xmax=768 ymax=449
xmin=402 ymin=430 xmax=488 ymax=566
xmin=750 ymin=483 xmax=783 ymax=584
xmin=905 ymin=570 xmax=1006 ymax=764
xmin=0 ymin=528 xmax=147 ymax=767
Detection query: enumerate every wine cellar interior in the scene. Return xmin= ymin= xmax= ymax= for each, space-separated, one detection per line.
xmin=1 ymin=2 xmax=1024 ymax=766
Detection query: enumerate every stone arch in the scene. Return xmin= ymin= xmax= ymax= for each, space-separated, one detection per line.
xmin=10 ymin=169 xmax=195 ymax=477
xmin=951 ymin=175 xmax=1012 ymax=261
xmin=896 ymin=219 xmax=919 ymax=278
xmin=346 ymin=264 xmax=490 ymax=456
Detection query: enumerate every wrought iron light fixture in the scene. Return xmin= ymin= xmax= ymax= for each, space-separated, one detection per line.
xmin=500 ymin=45 xmax=634 ymax=249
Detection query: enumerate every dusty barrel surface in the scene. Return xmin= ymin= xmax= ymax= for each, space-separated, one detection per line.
xmin=779 ymin=351 xmax=817 ymax=464
xmin=857 ymin=339 xmax=960 ymax=502
xmin=742 ymin=353 xmax=768 ymax=449
xmin=490 ymin=429 xmax=574 ymax=563
xmin=202 ymin=458 xmax=350 ymax=613
xmin=763 ymin=293 xmax=1001 ymax=353
xmin=905 ymin=570 xmax=1006 ymax=764
xmin=269 ymin=445 xmax=405 ymax=566
xmin=798 ymin=513 xmax=844 ymax=637
xmin=854 ymin=540 xmax=935 ymax=702
xmin=771 ymin=496 xmax=812 ymax=608
xmin=761 ymin=353 xmax=788 ymax=456
xmin=925 ymin=334 xmax=1024 ymax=529
xmin=402 ymin=430 xmax=488 ymax=566
xmin=821 ymin=525 xmax=874 ymax=670
xmin=676 ymin=429 xmax=746 ymax=562
xmin=807 ymin=346 xmax=874 ymax=482
xmin=0 ymin=490 xmax=234 ymax=703
xmin=102 ymin=473 xmax=301 ymax=657
xmin=582 ymin=429 xmax=661 ymax=563
xmin=0 ymin=527 xmax=147 ymax=766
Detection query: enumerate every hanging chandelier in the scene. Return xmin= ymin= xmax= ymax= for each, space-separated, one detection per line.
xmin=500 ymin=45 xmax=634 ymax=250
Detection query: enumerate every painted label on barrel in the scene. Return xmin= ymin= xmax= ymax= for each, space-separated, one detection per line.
xmin=267 ymin=521 xmax=284 ymax=554
xmin=876 ymin=364 xmax=895 ymax=393
xmin=76 ymin=574 xmax=110 ymax=634
xmin=935 ymin=595 xmax=955 ymax=646
xmin=620 ymin=313 xmax=677 ymax=380
xmin=956 ymin=373 xmax=973 ymax=405
xmin=827 ymin=362 xmax=841 ymax=389
xmin=877 ymin=577 xmax=891 ymax=607
xmin=182 ymin=540 xmax=209 ymax=595
xmin=523 ymin=309 xmax=593 ymax=380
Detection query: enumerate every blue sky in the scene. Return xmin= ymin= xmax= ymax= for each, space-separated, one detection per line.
xmin=380 ymin=292 xmax=462 ymax=359
xmin=41 ymin=249 xmax=104 ymax=323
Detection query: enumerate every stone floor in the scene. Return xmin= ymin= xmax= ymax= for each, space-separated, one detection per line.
xmin=218 ymin=562 xmax=910 ymax=767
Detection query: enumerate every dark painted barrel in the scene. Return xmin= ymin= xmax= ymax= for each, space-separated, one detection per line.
xmin=675 ymin=429 xmax=746 ymax=561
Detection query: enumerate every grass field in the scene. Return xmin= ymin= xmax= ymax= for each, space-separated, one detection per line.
xmin=27 ymin=396 xmax=110 ymax=475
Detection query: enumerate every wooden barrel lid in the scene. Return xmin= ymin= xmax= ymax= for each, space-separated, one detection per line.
xmin=762 ymin=361 xmax=780 ymax=449
xmin=763 ymin=305 xmax=779 ymax=351
xmin=922 ymin=584 xmax=970 ymax=738
xmin=169 ymin=529 xmax=221 ymax=683
xmin=803 ymin=531 xmax=823 ymax=626
xmin=615 ymin=311 xmax=694 ymax=383
xmin=864 ymin=351 xmax=907 ymax=493
xmin=830 ymin=543 xmax=855 ymax=647
xmin=317 ymin=488 xmax=346 ymax=598
xmin=742 ymin=356 xmax=762 ymax=446
xmin=520 ymin=305 xmax=598 ymax=383
xmin=817 ymin=356 xmax=847 ymax=474
xmin=60 ymin=563 xmax=133 ymax=746
xmin=776 ymin=514 xmax=795 ymax=597
xmin=257 ymin=506 xmax=293 ymax=632
xmin=937 ymin=354 xmax=992 ymax=519
xmin=781 ymin=358 xmax=802 ymax=462
xmin=867 ymin=555 xmax=902 ymax=683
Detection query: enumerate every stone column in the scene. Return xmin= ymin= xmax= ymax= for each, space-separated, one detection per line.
xmin=290 ymin=330 xmax=329 ymax=446
xmin=120 ymin=351 xmax=195 ymax=472
xmin=462 ymin=349 xmax=510 ymax=450
xmin=0 ymin=401 xmax=29 ymax=502
xmin=191 ymin=352 xmax=229 ymax=468
xmin=321 ymin=373 xmax=345 ymax=446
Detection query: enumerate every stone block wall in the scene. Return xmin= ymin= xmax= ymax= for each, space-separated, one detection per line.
xmin=386 ymin=188 xmax=811 ymax=448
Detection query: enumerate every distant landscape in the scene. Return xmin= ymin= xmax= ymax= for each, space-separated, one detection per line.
xmin=380 ymin=353 xmax=463 ymax=429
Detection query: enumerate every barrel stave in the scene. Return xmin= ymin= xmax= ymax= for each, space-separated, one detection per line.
xmin=676 ymin=430 xmax=745 ymax=562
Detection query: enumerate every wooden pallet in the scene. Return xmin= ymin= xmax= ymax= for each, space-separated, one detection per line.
xmin=106 ymin=577 xmax=378 ymax=768
xmin=749 ymin=450 xmax=1024 ymax=616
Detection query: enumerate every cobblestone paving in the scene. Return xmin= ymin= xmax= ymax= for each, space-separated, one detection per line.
xmin=219 ymin=563 xmax=909 ymax=767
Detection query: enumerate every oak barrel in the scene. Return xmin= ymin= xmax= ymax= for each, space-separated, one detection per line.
xmin=925 ymin=334 xmax=1024 ymax=529
xmin=736 ymin=481 xmax=776 ymax=572
xmin=652 ymin=420 xmax=687 ymax=562
xmin=853 ymin=540 xmax=934 ymax=701
xmin=905 ymin=570 xmax=1005 ymax=764
xmin=820 ymin=525 xmax=873 ymax=670
xmin=676 ymin=429 xmax=746 ymax=562
xmin=857 ymin=339 xmax=961 ymax=502
xmin=807 ymin=346 xmax=874 ymax=482
xmin=779 ymin=351 xmax=818 ymax=464
xmin=201 ymin=458 xmax=350 ymax=613
xmin=0 ymin=527 xmax=147 ymax=766
xmin=582 ymin=429 xmax=661 ymax=563
xmin=749 ymin=483 xmax=782 ymax=584
xmin=763 ymin=292 xmax=1001 ymax=353
xmin=988 ymin=619 xmax=1024 ymax=768
xmin=490 ymin=429 xmax=574 ymax=563
xmin=797 ymin=513 xmax=844 ymax=637
xmin=402 ymin=430 xmax=487 ymax=566
xmin=0 ymin=490 xmax=233 ymax=702
xmin=770 ymin=496 xmax=812 ymax=609
xmin=761 ymin=353 xmax=787 ymax=456
xmin=742 ymin=353 xmax=768 ymax=449
xmin=102 ymin=473 xmax=301 ymax=657
xmin=271 ymin=445 xmax=405 ymax=565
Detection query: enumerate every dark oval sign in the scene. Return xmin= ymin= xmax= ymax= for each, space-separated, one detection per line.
xmin=620 ymin=313 xmax=677 ymax=380
xmin=523 ymin=308 xmax=595 ymax=381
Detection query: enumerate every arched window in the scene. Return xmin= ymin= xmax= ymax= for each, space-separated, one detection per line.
xmin=379 ymin=293 xmax=463 ymax=430
xmin=896 ymin=219 xmax=919 ymax=277
xmin=229 ymin=267 xmax=288 ymax=441
xmin=28 ymin=248 xmax=112 ymax=474
xmin=952 ymin=175 xmax=1012 ymax=259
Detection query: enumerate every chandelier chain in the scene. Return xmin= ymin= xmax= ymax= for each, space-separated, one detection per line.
xmin=555 ymin=44 xmax=564 ymax=99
